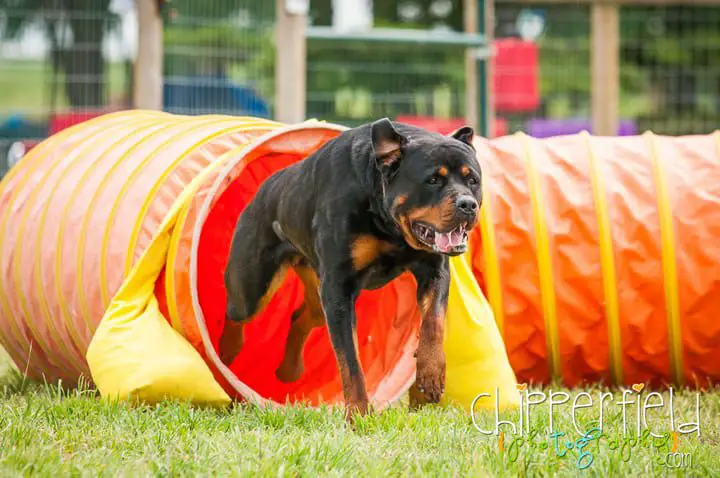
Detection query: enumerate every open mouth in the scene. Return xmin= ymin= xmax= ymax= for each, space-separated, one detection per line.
xmin=411 ymin=221 xmax=469 ymax=255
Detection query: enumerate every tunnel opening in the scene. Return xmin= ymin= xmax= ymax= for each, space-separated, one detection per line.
xmin=185 ymin=125 xmax=422 ymax=408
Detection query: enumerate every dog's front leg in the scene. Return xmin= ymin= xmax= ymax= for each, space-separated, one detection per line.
xmin=319 ymin=270 xmax=369 ymax=421
xmin=409 ymin=256 xmax=450 ymax=407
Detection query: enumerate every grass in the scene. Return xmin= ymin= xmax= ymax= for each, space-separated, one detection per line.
xmin=0 ymin=349 xmax=718 ymax=477
xmin=0 ymin=60 xmax=128 ymax=122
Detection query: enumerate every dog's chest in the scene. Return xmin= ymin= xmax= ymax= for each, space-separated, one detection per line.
xmin=359 ymin=250 xmax=416 ymax=290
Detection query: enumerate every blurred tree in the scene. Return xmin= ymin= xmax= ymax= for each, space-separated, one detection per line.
xmin=0 ymin=0 xmax=116 ymax=108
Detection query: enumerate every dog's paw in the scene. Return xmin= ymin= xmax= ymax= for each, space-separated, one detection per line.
xmin=218 ymin=345 xmax=240 ymax=367
xmin=409 ymin=351 xmax=446 ymax=407
xmin=344 ymin=401 xmax=371 ymax=424
xmin=218 ymin=322 xmax=245 ymax=366
xmin=275 ymin=360 xmax=304 ymax=383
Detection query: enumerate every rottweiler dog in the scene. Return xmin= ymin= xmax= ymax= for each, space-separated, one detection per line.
xmin=219 ymin=118 xmax=482 ymax=420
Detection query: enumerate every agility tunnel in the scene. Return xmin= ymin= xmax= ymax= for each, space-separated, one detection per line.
xmin=469 ymin=131 xmax=720 ymax=389
xmin=0 ymin=110 xmax=518 ymax=411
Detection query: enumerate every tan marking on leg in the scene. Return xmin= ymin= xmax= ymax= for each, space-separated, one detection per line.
xmin=256 ymin=263 xmax=290 ymax=312
xmin=335 ymin=353 xmax=371 ymax=422
xmin=420 ymin=293 xmax=433 ymax=317
xmin=219 ymin=263 xmax=290 ymax=366
xmin=218 ymin=319 xmax=245 ymax=366
xmin=276 ymin=264 xmax=327 ymax=382
xmin=410 ymin=288 xmax=447 ymax=407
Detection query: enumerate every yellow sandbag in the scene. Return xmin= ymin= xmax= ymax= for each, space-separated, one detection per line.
xmin=86 ymin=162 xmax=231 ymax=407
xmin=442 ymin=253 xmax=520 ymax=412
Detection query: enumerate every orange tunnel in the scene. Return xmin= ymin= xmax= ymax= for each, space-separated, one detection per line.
xmin=0 ymin=111 xmax=420 ymax=407
xmin=469 ymin=131 xmax=720 ymax=389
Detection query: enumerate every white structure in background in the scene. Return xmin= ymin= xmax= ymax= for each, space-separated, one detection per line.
xmin=108 ymin=0 xmax=138 ymax=62
xmin=332 ymin=0 xmax=372 ymax=32
xmin=515 ymin=9 xmax=545 ymax=42
xmin=0 ymin=0 xmax=137 ymax=62
xmin=7 ymin=142 xmax=26 ymax=169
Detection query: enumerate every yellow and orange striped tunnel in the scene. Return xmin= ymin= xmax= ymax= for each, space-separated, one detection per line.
xmin=470 ymin=131 xmax=720 ymax=389
xmin=0 ymin=111 xmax=423 ymax=407
xmin=0 ymin=109 xmax=718 ymax=400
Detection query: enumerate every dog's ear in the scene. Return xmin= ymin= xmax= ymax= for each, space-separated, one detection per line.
xmin=450 ymin=126 xmax=475 ymax=147
xmin=371 ymin=118 xmax=407 ymax=170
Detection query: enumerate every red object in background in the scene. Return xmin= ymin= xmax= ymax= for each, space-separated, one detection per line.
xmin=492 ymin=38 xmax=540 ymax=113
xmin=49 ymin=110 xmax=110 ymax=135
xmin=396 ymin=115 xmax=508 ymax=138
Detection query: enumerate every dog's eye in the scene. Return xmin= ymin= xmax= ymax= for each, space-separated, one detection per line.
xmin=468 ymin=176 xmax=478 ymax=186
xmin=427 ymin=175 xmax=440 ymax=185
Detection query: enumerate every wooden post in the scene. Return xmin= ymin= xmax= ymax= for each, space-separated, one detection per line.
xmin=275 ymin=0 xmax=307 ymax=123
xmin=464 ymin=0 xmax=479 ymax=130
xmin=133 ymin=0 xmax=163 ymax=110
xmin=591 ymin=2 xmax=619 ymax=136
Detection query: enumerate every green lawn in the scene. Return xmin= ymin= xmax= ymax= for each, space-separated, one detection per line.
xmin=0 ymin=60 xmax=128 ymax=122
xmin=0 ymin=349 xmax=717 ymax=476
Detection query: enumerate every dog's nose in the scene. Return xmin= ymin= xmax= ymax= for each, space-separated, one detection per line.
xmin=456 ymin=196 xmax=478 ymax=216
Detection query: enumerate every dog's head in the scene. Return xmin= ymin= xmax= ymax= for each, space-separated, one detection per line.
xmin=371 ymin=118 xmax=482 ymax=256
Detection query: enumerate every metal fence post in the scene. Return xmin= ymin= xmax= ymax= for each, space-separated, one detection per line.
xmin=479 ymin=0 xmax=495 ymax=137
xmin=467 ymin=0 xmax=494 ymax=137
xmin=464 ymin=0 xmax=479 ymax=130
xmin=275 ymin=0 xmax=307 ymax=123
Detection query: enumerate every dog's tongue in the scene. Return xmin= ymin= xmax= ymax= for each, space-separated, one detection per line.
xmin=450 ymin=229 xmax=464 ymax=246
xmin=435 ymin=230 xmax=465 ymax=252
xmin=435 ymin=233 xmax=451 ymax=252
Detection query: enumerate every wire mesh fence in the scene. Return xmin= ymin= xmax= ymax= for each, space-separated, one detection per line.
xmin=620 ymin=4 xmax=720 ymax=135
xmin=306 ymin=39 xmax=468 ymax=128
xmin=0 ymin=0 xmax=132 ymax=176
xmin=162 ymin=1 xmax=275 ymax=117
xmin=494 ymin=2 xmax=720 ymax=137
xmin=494 ymin=3 xmax=591 ymax=136
xmin=306 ymin=1 xmax=471 ymax=130
xmin=307 ymin=1 xmax=719 ymax=137
xmin=0 ymin=0 xmax=275 ymax=177
xmin=1 ymin=1 xmax=719 ymax=179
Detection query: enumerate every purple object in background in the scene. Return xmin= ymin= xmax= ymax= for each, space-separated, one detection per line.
xmin=526 ymin=118 xmax=638 ymax=138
